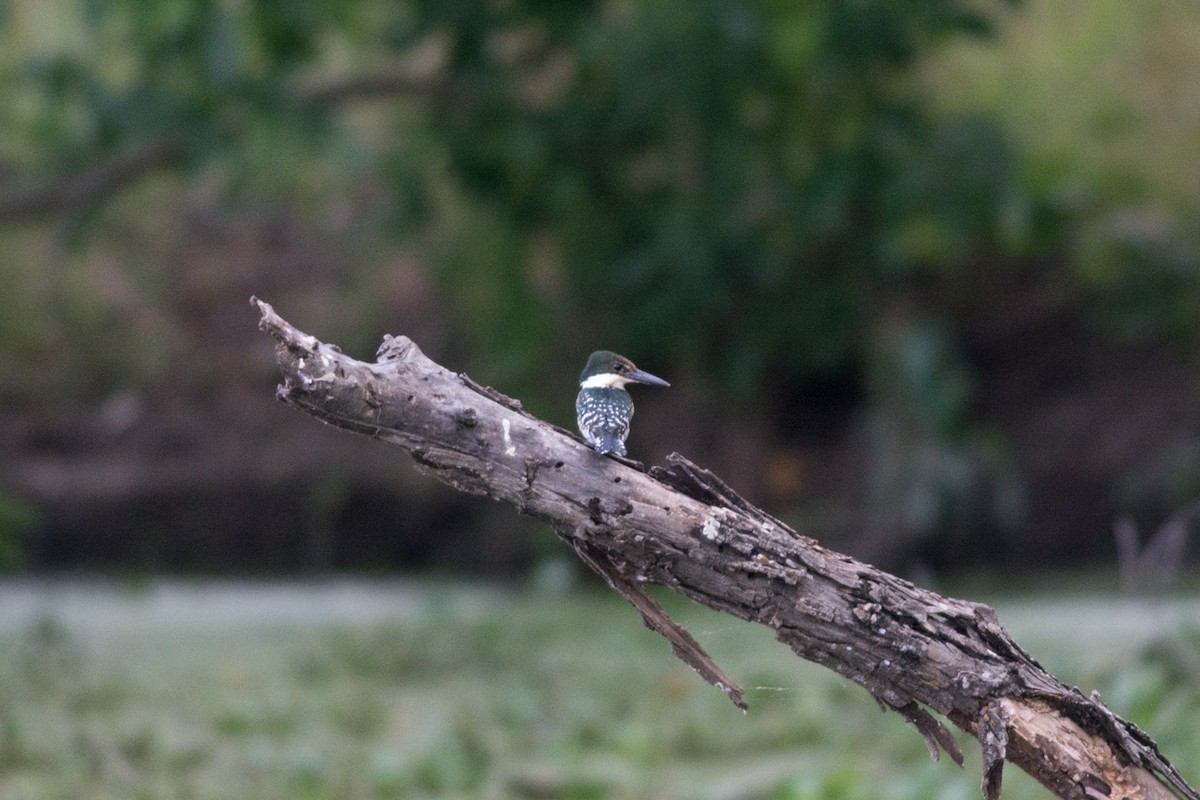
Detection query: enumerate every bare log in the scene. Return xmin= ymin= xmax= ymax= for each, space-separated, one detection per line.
xmin=252 ymin=296 xmax=1196 ymax=800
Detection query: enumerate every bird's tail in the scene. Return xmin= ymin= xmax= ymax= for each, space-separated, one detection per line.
xmin=597 ymin=433 xmax=627 ymax=457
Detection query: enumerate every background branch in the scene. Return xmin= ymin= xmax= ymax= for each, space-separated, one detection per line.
xmin=0 ymin=72 xmax=454 ymax=223
xmin=0 ymin=142 xmax=180 ymax=223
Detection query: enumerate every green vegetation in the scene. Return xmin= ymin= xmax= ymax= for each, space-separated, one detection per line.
xmin=926 ymin=0 xmax=1200 ymax=345
xmin=0 ymin=584 xmax=1197 ymax=799
xmin=0 ymin=0 xmax=1036 ymax=397
xmin=6 ymin=0 xmax=1197 ymax=399
xmin=3 ymin=2 xmax=1200 ymax=564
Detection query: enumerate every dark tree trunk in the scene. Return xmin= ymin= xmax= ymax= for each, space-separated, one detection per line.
xmin=253 ymin=297 xmax=1196 ymax=800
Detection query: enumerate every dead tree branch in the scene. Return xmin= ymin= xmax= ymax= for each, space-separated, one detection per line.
xmin=252 ymin=296 xmax=1197 ymax=800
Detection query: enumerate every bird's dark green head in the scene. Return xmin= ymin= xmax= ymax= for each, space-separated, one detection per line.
xmin=579 ymin=351 xmax=670 ymax=389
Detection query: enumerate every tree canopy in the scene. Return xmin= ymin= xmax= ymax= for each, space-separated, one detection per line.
xmin=4 ymin=0 xmax=1042 ymax=392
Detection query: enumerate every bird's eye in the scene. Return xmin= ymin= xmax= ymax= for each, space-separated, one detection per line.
xmin=613 ymin=363 xmax=624 ymax=372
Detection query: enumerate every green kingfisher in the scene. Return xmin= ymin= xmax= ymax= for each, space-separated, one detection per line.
xmin=576 ymin=350 xmax=669 ymax=457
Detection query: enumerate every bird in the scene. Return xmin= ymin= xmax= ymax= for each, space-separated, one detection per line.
xmin=575 ymin=350 xmax=669 ymax=457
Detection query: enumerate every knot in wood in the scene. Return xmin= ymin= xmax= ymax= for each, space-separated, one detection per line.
xmin=452 ymin=407 xmax=478 ymax=428
xmin=586 ymin=496 xmax=634 ymax=526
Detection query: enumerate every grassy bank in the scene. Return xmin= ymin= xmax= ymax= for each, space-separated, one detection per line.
xmin=0 ymin=579 xmax=1197 ymax=799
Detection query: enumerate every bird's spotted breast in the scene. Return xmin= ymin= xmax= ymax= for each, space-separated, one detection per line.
xmin=576 ymin=386 xmax=635 ymax=455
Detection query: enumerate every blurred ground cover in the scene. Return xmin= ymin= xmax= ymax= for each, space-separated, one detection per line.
xmin=0 ymin=579 xmax=1196 ymax=799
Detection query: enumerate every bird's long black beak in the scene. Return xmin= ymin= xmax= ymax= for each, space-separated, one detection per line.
xmin=626 ymin=368 xmax=670 ymax=387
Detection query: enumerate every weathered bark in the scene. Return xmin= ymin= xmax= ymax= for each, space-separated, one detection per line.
xmin=252 ymin=297 xmax=1196 ymax=800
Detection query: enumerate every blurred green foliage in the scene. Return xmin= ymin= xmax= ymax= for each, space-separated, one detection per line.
xmin=862 ymin=318 xmax=1024 ymax=560
xmin=416 ymin=0 xmax=1039 ymax=395
xmin=2 ymin=0 xmax=1039 ymax=396
xmin=4 ymin=0 xmax=1200 ymax=559
xmin=928 ymin=0 xmax=1200 ymax=346
xmin=9 ymin=0 xmax=1200 ymax=400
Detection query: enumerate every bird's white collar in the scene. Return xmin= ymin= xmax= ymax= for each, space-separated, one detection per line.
xmin=580 ymin=373 xmax=631 ymax=389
